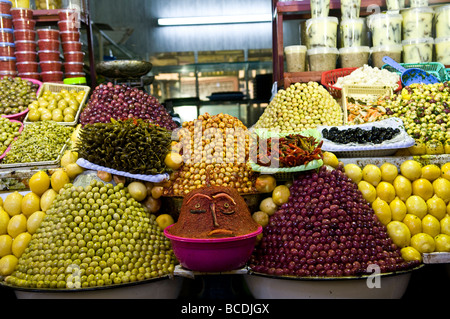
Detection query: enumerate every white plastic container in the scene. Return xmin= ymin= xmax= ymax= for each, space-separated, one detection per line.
xmin=367 ymin=13 xmax=402 ymax=46
xmin=371 ymin=44 xmax=402 ymax=69
xmin=434 ymin=37 xmax=450 ymax=65
xmin=402 ymin=37 xmax=434 ymax=63
xmin=285 ymin=45 xmax=307 ymax=72
xmin=386 ymin=0 xmax=405 ymax=11
xmin=434 ymin=4 xmax=450 ymax=39
xmin=340 ymin=0 xmax=361 ymax=20
xmin=310 ymin=0 xmax=330 ymax=18
xmin=305 ymin=16 xmax=338 ymax=49
xmin=339 ymin=46 xmax=370 ymax=68
xmin=307 ymin=47 xmax=339 ymax=71
xmin=401 ymin=7 xmax=434 ymax=40
xmin=340 ymin=18 xmax=364 ymax=47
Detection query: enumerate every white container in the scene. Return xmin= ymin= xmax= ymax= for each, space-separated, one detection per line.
xmin=285 ymin=45 xmax=307 ymax=72
xmin=434 ymin=37 xmax=450 ymax=65
xmin=434 ymin=4 xmax=450 ymax=38
xmin=340 ymin=0 xmax=361 ymax=20
xmin=410 ymin=0 xmax=428 ymax=8
xmin=310 ymin=0 xmax=330 ymax=18
xmin=307 ymin=47 xmax=339 ymax=71
xmin=340 ymin=18 xmax=364 ymax=47
xmin=371 ymin=44 xmax=402 ymax=69
xmin=386 ymin=0 xmax=405 ymax=11
xmin=339 ymin=46 xmax=370 ymax=68
xmin=367 ymin=13 xmax=402 ymax=46
xmin=401 ymin=7 xmax=434 ymax=40
xmin=402 ymin=37 xmax=434 ymax=63
xmin=305 ymin=16 xmax=338 ymax=49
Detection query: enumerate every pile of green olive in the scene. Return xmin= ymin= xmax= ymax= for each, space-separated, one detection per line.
xmin=6 ymin=180 xmax=177 ymax=289
xmin=0 ymin=117 xmax=22 ymax=155
xmin=0 ymin=76 xmax=39 ymax=116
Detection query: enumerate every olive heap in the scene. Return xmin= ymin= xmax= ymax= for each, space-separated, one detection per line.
xmin=5 ymin=180 xmax=176 ymax=289
xmin=166 ymin=113 xmax=257 ymax=196
xmin=254 ymin=82 xmax=343 ymax=133
xmin=0 ymin=117 xmax=22 ymax=155
xmin=80 ymin=82 xmax=178 ymax=131
xmin=0 ymin=76 xmax=39 ymax=116
xmin=249 ymin=165 xmax=420 ymax=277
xmin=322 ymin=127 xmax=401 ymax=144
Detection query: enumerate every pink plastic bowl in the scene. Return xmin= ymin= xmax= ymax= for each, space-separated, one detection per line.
xmin=12 ymin=18 xmax=36 ymax=30
xmin=0 ymin=14 xmax=12 ymax=29
xmin=10 ymin=8 xmax=32 ymax=20
xmin=37 ymin=28 xmax=59 ymax=40
xmin=60 ymin=30 xmax=80 ymax=42
xmin=13 ymin=29 xmax=36 ymax=41
xmin=14 ymin=40 xmax=36 ymax=51
xmin=38 ymin=50 xmax=60 ymax=61
xmin=15 ymin=50 xmax=37 ymax=62
xmin=164 ymin=224 xmax=262 ymax=272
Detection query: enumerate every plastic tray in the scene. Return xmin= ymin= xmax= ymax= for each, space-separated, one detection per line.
xmin=342 ymin=85 xmax=393 ymax=125
xmin=321 ymin=67 xmax=357 ymax=99
xmin=23 ymin=82 xmax=90 ymax=127
xmin=0 ymin=119 xmax=23 ymax=160
xmin=382 ymin=62 xmax=449 ymax=83
xmin=1 ymin=78 xmax=42 ymax=121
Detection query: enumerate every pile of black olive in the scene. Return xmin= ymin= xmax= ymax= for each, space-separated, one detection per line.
xmin=321 ymin=126 xmax=401 ymax=144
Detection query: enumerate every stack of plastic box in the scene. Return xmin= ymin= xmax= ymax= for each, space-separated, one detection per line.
xmin=59 ymin=9 xmax=84 ymax=79
xmin=37 ymin=26 xmax=62 ymax=82
xmin=0 ymin=0 xmax=16 ymax=77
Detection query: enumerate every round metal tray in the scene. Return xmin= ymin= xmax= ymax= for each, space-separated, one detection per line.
xmin=96 ymin=60 xmax=153 ymax=79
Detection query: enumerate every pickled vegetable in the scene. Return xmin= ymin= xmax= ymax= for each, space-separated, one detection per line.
xmin=0 ymin=76 xmax=39 ymax=116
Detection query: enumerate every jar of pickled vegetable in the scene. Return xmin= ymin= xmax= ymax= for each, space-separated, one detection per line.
xmin=11 ymin=0 xmax=33 ymax=9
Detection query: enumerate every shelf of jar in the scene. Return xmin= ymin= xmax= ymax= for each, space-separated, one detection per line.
xmin=32 ymin=9 xmax=87 ymax=24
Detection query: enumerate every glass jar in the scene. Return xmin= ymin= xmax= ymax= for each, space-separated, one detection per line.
xmin=402 ymin=37 xmax=434 ymax=63
xmin=35 ymin=0 xmax=61 ymax=10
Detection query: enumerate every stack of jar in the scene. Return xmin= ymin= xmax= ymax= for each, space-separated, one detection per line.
xmin=305 ymin=0 xmax=339 ymax=71
xmin=0 ymin=0 xmax=16 ymax=77
xmin=400 ymin=0 xmax=434 ymax=64
xmin=37 ymin=26 xmax=62 ymax=82
xmin=12 ymin=7 xmax=39 ymax=79
xmin=338 ymin=0 xmax=370 ymax=69
xmin=59 ymin=8 xmax=84 ymax=79
xmin=434 ymin=4 xmax=450 ymax=65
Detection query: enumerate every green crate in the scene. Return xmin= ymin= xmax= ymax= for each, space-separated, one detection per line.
xmin=382 ymin=62 xmax=448 ymax=83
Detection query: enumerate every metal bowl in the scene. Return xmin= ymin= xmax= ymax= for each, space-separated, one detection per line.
xmin=244 ymin=266 xmax=422 ymax=299
xmin=96 ymin=60 xmax=153 ymax=79
xmin=1 ymin=275 xmax=183 ymax=299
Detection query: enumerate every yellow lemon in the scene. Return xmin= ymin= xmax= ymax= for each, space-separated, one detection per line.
xmin=393 ymin=175 xmax=412 ymax=202
xmin=7 ymin=214 xmax=27 ymax=238
xmin=50 ymin=169 xmax=70 ymax=194
xmin=60 ymin=150 xmax=78 ymax=167
xmin=164 ymin=152 xmax=183 ymax=170
xmin=28 ymin=171 xmax=50 ymax=196
xmin=426 ymin=195 xmax=447 ymax=220
xmin=380 ymin=162 xmax=398 ymax=183
xmin=0 ymin=254 xmax=18 ymax=276
xmin=386 ymin=221 xmax=411 ymax=248
xmin=64 ymin=162 xmax=85 ymax=179
xmin=40 ymin=188 xmax=57 ymax=212
xmin=403 ymin=214 xmax=423 ymax=236
xmin=0 ymin=209 xmax=10 ymax=235
xmin=322 ymin=152 xmax=339 ymax=168
xmin=376 ymin=181 xmax=396 ymax=203
xmin=11 ymin=231 xmax=31 ymax=258
xmin=390 ymin=197 xmax=407 ymax=221
xmin=411 ymin=178 xmax=434 ymax=201
xmin=27 ymin=210 xmax=45 ymax=234
xmin=362 ymin=164 xmax=381 ymax=186
xmin=405 ymin=195 xmax=428 ymax=219
xmin=432 ymin=177 xmax=450 ymax=203
xmin=0 ymin=234 xmax=12 ymax=257
xmin=434 ymin=234 xmax=450 ymax=252
xmin=441 ymin=215 xmax=450 ymax=236
xmin=344 ymin=163 xmax=362 ymax=184
xmin=21 ymin=192 xmax=41 ymax=218
xmin=441 ymin=162 xmax=450 ymax=180
xmin=411 ymin=232 xmax=435 ymax=253
xmin=372 ymin=197 xmax=391 ymax=226
xmin=421 ymin=164 xmax=441 ymax=181
xmin=358 ymin=180 xmax=377 ymax=203
xmin=155 ymin=214 xmax=175 ymax=230
xmin=401 ymin=246 xmax=422 ymax=262
xmin=3 ymin=191 xmax=23 ymax=216
xmin=400 ymin=160 xmax=422 ymax=181
xmin=422 ymin=214 xmax=441 ymax=238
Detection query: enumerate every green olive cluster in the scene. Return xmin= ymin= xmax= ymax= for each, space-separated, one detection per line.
xmin=254 ymin=82 xmax=343 ymax=133
xmin=0 ymin=76 xmax=39 ymax=115
xmin=6 ymin=180 xmax=176 ymax=289
xmin=0 ymin=117 xmax=21 ymax=155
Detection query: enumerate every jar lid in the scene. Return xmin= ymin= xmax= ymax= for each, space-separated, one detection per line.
xmin=339 ymin=46 xmax=370 ymax=54
xmin=340 ymin=17 xmax=365 ymax=25
xmin=367 ymin=13 xmax=402 ymax=28
xmin=15 ymin=50 xmax=36 ymax=53
xmin=39 ymin=60 xmax=62 ymax=64
xmin=402 ymin=37 xmax=434 ymax=45
xmin=0 ymin=14 xmax=12 ymax=19
xmin=434 ymin=36 xmax=450 ymax=44
xmin=0 ymin=28 xmax=13 ymax=33
xmin=0 ymin=41 xmax=14 ymax=47
xmin=435 ymin=4 xmax=450 ymax=14
xmin=306 ymin=16 xmax=339 ymax=29
xmin=64 ymin=77 xmax=87 ymax=85
xmin=0 ymin=1 xmax=12 ymax=4
xmin=307 ymin=47 xmax=339 ymax=55
xmin=16 ymin=61 xmax=38 ymax=65
xmin=371 ymin=44 xmax=403 ymax=52
xmin=14 ymin=40 xmax=36 ymax=43
xmin=0 ymin=56 xmax=15 ymax=61
xmin=400 ymin=6 xmax=434 ymax=14
xmin=284 ymin=45 xmax=307 ymax=53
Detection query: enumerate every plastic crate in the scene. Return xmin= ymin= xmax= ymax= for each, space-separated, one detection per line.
xmin=23 ymin=82 xmax=90 ymax=127
xmin=321 ymin=67 xmax=357 ymax=99
xmin=342 ymin=85 xmax=393 ymax=125
xmin=382 ymin=62 xmax=448 ymax=83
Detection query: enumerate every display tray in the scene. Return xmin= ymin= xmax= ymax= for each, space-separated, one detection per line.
xmin=0 ymin=275 xmax=183 ymax=299
xmin=245 ymin=265 xmax=423 ymax=299
xmin=422 ymin=252 xmax=450 ymax=264
xmin=1 ymin=78 xmax=43 ymax=121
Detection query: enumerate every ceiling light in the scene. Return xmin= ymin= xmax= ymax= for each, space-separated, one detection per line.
xmin=157 ymin=14 xmax=272 ymax=26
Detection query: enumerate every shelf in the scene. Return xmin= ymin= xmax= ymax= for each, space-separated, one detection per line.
xmin=284 ymin=71 xmax=323 ymax=87
xmin=33 ymin=9 xmax=87 ymax=24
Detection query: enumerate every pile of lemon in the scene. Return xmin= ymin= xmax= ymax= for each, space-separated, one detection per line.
xmin=345 ymin=160 xmax=450 ymax=262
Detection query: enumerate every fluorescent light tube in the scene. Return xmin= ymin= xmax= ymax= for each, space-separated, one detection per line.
xmin=157 ymin=14 xmax=272 ymax=26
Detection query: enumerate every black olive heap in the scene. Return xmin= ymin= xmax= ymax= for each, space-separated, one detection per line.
xmin=249 ymin=165 xmax=419 ymax=277
xmin=322 ymin=127 xmax=400 ymax=144
xmin=80 ymin=82 xmax=178 ymax=131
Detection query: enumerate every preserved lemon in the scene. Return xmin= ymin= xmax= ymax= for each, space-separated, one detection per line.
xmin=28 ymin=171 xmax=50 ymax=196
xmin=3 ymin=191 xmax=23 ymax=216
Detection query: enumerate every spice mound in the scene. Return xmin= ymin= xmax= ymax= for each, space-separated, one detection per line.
xmin=167 ymin=186 xmax=260 ymax=239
